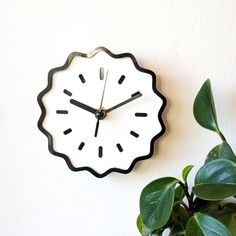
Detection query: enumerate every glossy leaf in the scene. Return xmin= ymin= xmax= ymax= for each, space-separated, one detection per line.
xmin=193 ymin=79 xmax=220 ymax=133
xmin=172 ymin=204 xmax=190 ymax=227
xmin=186 ymin=212 xmax=233 ymax=236
xmin=205 ymin=141 xmax=236 ymax=164
xmin=137 ymin=215 xmax=154 ymax=236
xmin=175 ymin=185 xmax=185 ymax=200
xmin=219 ymin=214 xmax=236 ymax=236
xmin=193 ymin=159 xmax=236 ymax=200
xmin=195 ymin=159 xmax=236 ymax=184
xmin=193 ymin=184 xmax=236 ymax=200
xmin=140 ymin=177 xmax=178 ymax=230
xmin=217 ymin=203 xmax=236 ymax=236
xmin=182 ymin=165 xmax=194 ymax=182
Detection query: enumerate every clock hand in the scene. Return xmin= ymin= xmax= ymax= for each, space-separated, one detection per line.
xmin=94 ymin=69 xmax=109 ymax=137
xmin=70 ymin=99 xmax=97 ymax=114
xmin=106 ymin=91 xmax=142 ymax=113
xmin=99 ymin=69 xmax=108 ymax=109
xmin=94 ymin=119 xmax=99 ymax=137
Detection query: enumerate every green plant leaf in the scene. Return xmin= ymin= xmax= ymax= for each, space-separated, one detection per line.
xmin=193 ymin=159 xmax=236 ymax=200
xmin=175 ymin=185 xmax=185 ymax=200
xmin=172 ymin=204 xmax=190 ymax=227
xmin=147 ymin=230 xmax=163 ymax=236
xmin=140 ymin=177 xmax=178 ymax=231
xmin=193 ymin=79 xmax=220 ymax=133
xmin=150 ymin=231 xmax=162 ymax=236
xmin=182 ymin=165 xmax=194 ymax=182
xmin=195 ymin=159 xmax=236 ymax=184
xmin=193 ymin=198 xmax=222 ymax=218
xmin=217 ymin=203 xmax=236 ymax=236
xmin=193 ymin=197 xmax=218 ymax=212
xmin=137 ymin=215 xmax=143 ymax=234
xmin=186 ymin=212 xmax=233 ymax=236
xmin=169 ymin=222 xmax=185 ymax=236
xmin=205 ymin=141 xmax=236 ymax=164
xmin=136 ymin=215 xmax=154 ymax=236
xmin=219 ymin=213 xmax=236 ymax=236
xmin=193 ymin=184 xmax=236 ymax=201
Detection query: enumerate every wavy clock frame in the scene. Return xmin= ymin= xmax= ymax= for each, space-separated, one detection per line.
xmin=37 ymin=47 xmax=167 ymax=178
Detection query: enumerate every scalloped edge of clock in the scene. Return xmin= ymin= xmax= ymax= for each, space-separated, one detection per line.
xmin=37 ymin=46 xmax=167 ymax=178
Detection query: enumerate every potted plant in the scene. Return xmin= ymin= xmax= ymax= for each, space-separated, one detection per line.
xmin=137 ymin=80 xmax=236 ymax=236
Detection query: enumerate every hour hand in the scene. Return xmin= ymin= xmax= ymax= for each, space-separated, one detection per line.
xmin=70 ymin=99 xmax=97 ymax=114
xmin=106 ymin=91 xmax=142 ymax=113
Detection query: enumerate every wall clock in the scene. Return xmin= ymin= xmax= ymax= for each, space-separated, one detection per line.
xmin=37 ymin=47 xmax=166 ymax=178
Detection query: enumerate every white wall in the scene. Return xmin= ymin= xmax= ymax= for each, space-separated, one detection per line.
xmin=1 ymin=0 xmax=236 ymax=235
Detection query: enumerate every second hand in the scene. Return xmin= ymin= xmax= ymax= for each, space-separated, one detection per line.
xmin=94 ymin=68 xmax=108 ymax=137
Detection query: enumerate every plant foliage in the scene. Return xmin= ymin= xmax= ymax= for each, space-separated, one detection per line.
xmin=137 ymin=80 xmax=236 ymax=236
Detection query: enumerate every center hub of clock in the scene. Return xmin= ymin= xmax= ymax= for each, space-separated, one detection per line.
xmin=95 ymin=109 xmax=107 ymax=120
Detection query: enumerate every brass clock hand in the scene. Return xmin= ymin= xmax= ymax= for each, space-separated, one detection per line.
xmin=106 ymin=91 xmax=142 ymax=113
xmin=94 ymin=69 xmax=108 ymax=137
xmin=70 ymin=99 xmax=97 ymax=114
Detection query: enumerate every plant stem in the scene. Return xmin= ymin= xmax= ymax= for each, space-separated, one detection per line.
xmin=218 ymin=131 xmax=226 ymax=142
xmin=181 ymin=201 xmax=190 ymax=211
xmin=178 ymin=181 xmax=194 ymax=215
xmin=188 ymin=192 xmax=194 ymax=214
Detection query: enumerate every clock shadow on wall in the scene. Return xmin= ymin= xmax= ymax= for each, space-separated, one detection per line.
xmin=37 ymin=47 xmax=166 ymax=178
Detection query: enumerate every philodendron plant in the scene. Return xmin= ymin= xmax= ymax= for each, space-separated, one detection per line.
xmin=137 ymin=79 xmax=236 ymax=236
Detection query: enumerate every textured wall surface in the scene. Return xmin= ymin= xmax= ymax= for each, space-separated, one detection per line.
xmin=1 ymin=1 xmax=236 ymax=235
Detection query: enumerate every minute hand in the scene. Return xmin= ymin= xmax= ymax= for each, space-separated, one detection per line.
xmin=106 ymin=92 xmax=142 ymax=113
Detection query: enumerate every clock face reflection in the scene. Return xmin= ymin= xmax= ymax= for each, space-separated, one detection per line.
xmin=37 ymin=47 xmax=166 ymax=177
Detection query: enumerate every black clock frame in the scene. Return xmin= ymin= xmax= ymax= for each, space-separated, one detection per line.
xmin=37 ymin=47 xmax=167 ymax=178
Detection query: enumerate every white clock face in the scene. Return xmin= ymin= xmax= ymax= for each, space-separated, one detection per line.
xmin=38 ymin=47 xmax=166 ymax=177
